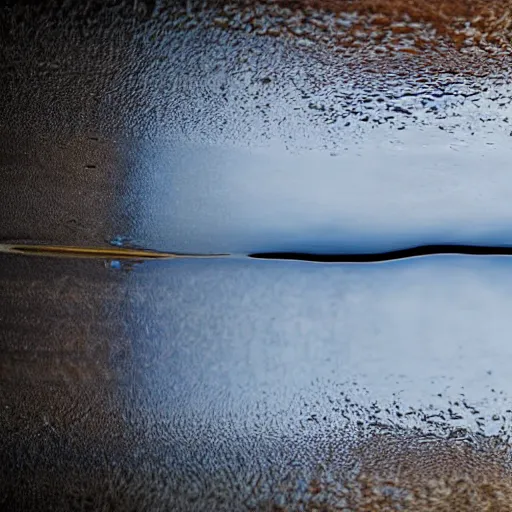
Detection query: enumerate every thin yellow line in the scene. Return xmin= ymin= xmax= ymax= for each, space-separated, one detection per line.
xmin=0 ymin=244 xmax=228 ymax=260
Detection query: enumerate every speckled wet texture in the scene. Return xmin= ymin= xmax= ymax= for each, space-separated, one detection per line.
xmin=3 ymin=1 xmax=512 ymax=511
xmin=2 ymin=1 xmax=512 ymax=253
xmin=2 ymin=255 xmax=512 ymax=510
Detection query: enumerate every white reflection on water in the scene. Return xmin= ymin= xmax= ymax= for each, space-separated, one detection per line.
xmin=130 ymin=256 xmax=512 ymax=436
xmin=128 ymin=124 xmax=512 ymax=254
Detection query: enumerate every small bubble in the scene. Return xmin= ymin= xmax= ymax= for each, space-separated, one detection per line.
xmin=109 ymin=235 xmax=134 ymax=248
xmin=105 ymin=259 xmax=138 ymax=272
xmin=109 ymin=260 xmax=122 ymax=270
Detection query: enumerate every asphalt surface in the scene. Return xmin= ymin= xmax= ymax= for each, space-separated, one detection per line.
xmin=3 ymin=1 xmax=512 ymax=511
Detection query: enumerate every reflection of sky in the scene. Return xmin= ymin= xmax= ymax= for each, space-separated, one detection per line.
xmin=110 ymin=27 xmax=512 ymax=254
xmin=127 ymin=124 xmax=512 ymax=253
xmin=129 ymin=255 xmax=512 ymax=436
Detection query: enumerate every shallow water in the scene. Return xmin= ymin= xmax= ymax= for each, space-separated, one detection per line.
xmin=2 ymin=254 xmax=512 ymax=510
xmin=3 ymin=1 xmax=512 ymax=510
xmin=1 ymin=2 xmax=512 ymax=254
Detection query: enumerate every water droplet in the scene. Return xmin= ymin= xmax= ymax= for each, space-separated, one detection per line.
xmin=109 ymin=235 xmax=135 ymax=248
xmin=105 ymin=259 xmax=139 ymax=272
xmin=109 ymin=260 xmax=122 ymax=270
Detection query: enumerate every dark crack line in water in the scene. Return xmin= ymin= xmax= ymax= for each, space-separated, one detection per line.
xmin=249 ymin=244 xmax=512 ymax=263
xmin=4 ymin=243 xmax=512 ymax=263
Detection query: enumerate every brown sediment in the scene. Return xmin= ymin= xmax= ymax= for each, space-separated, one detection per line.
xmin=299 ymin=472 xmax=512 ymax=511
xmin=345 ymin=433 xmax=512 ymax=511
xmin=204 ymin=0 xmax=512 ymax=70
xmin=232 ymin=0 xmax=512 ymax=42
xmin=284 ymin=0 xmax=512 ymax=31
xmin=267 ymin=433 xmax=512 ymax=511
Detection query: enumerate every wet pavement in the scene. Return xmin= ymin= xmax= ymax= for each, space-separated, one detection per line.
xmin=3 ymin=1 xmax=512 ymax=510
xmin=4 ymin=254 xmax=512 ymax=510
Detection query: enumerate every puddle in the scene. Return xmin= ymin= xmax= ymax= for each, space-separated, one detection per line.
xmin=2 ymin=2 xmax=512 ymax=253
xmin=2 ymin=253 xmax=512 ymax=510
xmin=2 ymin=2 xmax=512 ymax=511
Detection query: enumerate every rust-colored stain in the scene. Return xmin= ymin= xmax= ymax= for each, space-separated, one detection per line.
xmin=206 ymin=0 xmax=512 ymax=72
xmin=266 ymin=434 xmax=512 ymax=511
